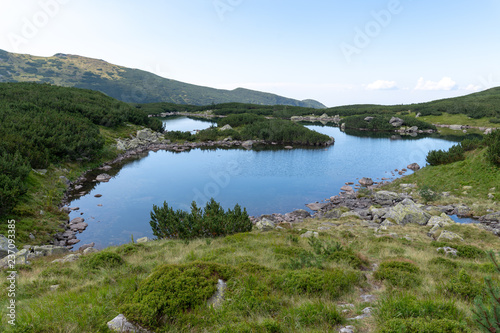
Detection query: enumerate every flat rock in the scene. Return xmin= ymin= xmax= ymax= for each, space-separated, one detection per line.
xmin=306 ymin=202 xmax=328 ymax=211
xmin=359 ymin=177 xmax=374 ymax=187
xmin=70 ymin=222 xmax=88 ymax=232
xmin=96 ymin=174 xmax=112 ymax=182
xmin=70 ymin=217 xmax=85 ymax=224
xmin=437 ymin=230 xmax=464 ymax=242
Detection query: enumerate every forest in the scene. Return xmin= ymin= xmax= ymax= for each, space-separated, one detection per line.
xmin=0 ymin=82 xmax=162 ymax=216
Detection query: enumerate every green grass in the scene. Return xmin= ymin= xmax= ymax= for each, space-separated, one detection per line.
xmin=418 ymin=112 xmax=500 ymax=128
xmin=1 ymin=215 xmax=499 ymax=332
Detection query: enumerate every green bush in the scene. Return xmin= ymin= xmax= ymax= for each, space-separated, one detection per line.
xmin=374 ymin=260 xmax=422 ymax=288
xmin=78 ymin=252 xmax=124 ymax=270
xmin=330 ymin=251 xmax=367 ymax=269
xmin=484 ymin=130 xmax=500 ymax=166
xmin=116 ymin=243 xmax=146 ymax=256
xmin=218 ymin=113 xmax=264 ymax=127
xmin=122 ymin=262 xmax=234 ymax=329
xmin=150 ymin=198 xmax=252 ymax=240
xmin=432 ymin=242 xmax=486 ymax=259
xmin=163 ymin=130 xmax=195 ymax=142
xmin=443 ymin=269 xmax=482 ymax=300
xmin=273 ymin=268 xmax=362 ymax=298
xmin=473 ymin=252 xmax=500 ymax=333
xmin=419 ymin=185 xmax=440 ymax=203
xmin=426 ymin=144 xmax=465 ymax=166
xmin=0 ymin=149 xmax=31 ymax=216
xmin=379 ymin=318 xmax=470 ymax=333
xmin=460 ymin=137 xmax=483 ymax=151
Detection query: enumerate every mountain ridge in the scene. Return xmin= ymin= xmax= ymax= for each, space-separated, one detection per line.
xmin=0 ymin=49 xmax=326 ymax=108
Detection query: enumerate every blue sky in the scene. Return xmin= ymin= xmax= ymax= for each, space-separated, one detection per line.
xmin=1 ymin=0 xmax=500 ymax=107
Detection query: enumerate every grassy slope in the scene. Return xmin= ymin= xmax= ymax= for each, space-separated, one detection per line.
xmin=0 ymin=49 xmax=325 ymax=108
xmin=1 ymin=214 xmax=498 ymax=332
xmin=384 ymin=148 xmax=500 ymax=215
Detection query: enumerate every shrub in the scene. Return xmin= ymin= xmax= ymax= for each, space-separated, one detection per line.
xmin=150 ymin=198 xmax=252 ymax=240
xmin=418 ymin=185 xmax=440 ymax=203
xmin=116 ymin=243 xmax=146 ymax=256
xmin=429 ymin=257 xmax=459 ymax=269
xmin=432 ymin=242 xmax=486 ymax=259
xmin=122 ymin=262 xmax=233 ymax=329
xmin=329 ymin=251 xmax=367 ymax=269
xmin=443 ymin=269 xmax=482 ymax=300
xmin=426 ymin=144 xmax=465 ymax=166
xmin=473 ymin=251 xmax=500 ymax=333
xmin=78 ymin=252 xmax=124 ymax=270
xmin=460 ymin=137 xmax=483 ymax=151
xmin=374 ymin=260 xmax=422 ymax=288
xmin=484 ymin=130 xmax=500 ymax=166
xmin=273 ymin=268 xmax=362 ymax=298
xmin=163 ymin=130 xmax=195 ymax=142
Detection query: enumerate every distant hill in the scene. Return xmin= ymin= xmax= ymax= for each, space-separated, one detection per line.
xmin=0 ymin=49 xmax=325 ymax=108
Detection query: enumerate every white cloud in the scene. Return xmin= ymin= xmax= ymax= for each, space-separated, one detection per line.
xmin=366 ymin=80 xmax=398 ymax=90
xmin=414 ymin=77 xmax=458 ymax=91
xmin=464 ymin=84 xmax=482 ymax=92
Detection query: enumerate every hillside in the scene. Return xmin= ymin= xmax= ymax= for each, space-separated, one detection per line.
xmin=0 ymin=49 xmax=325 ymax=108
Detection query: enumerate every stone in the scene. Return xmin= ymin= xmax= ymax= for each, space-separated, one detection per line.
xmin=340 ymin=326 xmax=355 ymax=333
xmin=219 ymin=124 xmax=233 ymax=131
xmin=70 ymin=217 xmax=85 ymax=224
xmin=383 ymin=199 xmax=431 ymax=225
xmin=427 ymin=213 xmax=455 ymax=227
xmin=78 ymin=242 xmax=95 ymax=252
xmin=340 ymin=211 xmax=362 ymax=219
xmin=96 ymin=174 xmax=112 ymax=182
xmin=241 ymin=140 xmax=254 ymax=148
xmin=83 ymin=247 xmax=99 ymax=255
xmin=67 ymin=239 xmax=81 ymax=246
xmin=324 ymin=208 xmax=347 ymax=219
xmin=374 ymin=191 xmax=400 ymax=205
xmin=389 ymin=117 xmax=404 ymax=127
xmin=207 ymin=279 xmax=227 ymax=308
xmin=437 ymin=230 xmax=464 ymax=242
xmin=359 ymin=177 xmax=374 ymax=187
xmin=107 ymin=314 xmax=149 ymax=333
xmin=454 ymin=205 xmax=472 ymax=217
xmin=287 ymin=209 xmax=311 ymax=220
xmin=360 ymin=294 xmax=376 ymax=303
xmin=70 ymin=222 xmax=88 ymax=232
xmin=449 ymin=124 xmax=462 ymax=130
xmin=481 ymin=212 xmax=500 ymax=223
xmin=300 ymin=231 xmax=319 ymax=238
xmin=340 ymin=185 xmax=354 ymax=192
xmin=0 ymin=234 xmax=17 ymax=259
xmin=306 ymin=202 xmax=328 ymax=211
xmin=407 ymin=163 xmax=420 ymax=171
xmin=364 ymin=116 xmax=374 ymax=122
xmin=348 ymin=307 xmax=373 ymax=320
xmin=33 ymin=245 xmax=69 ymax=256
xmin=255 ymin=218 xmax=275 ymax=231
xmin=136 ymin=237 xmax=151 ymax=243
xmin=437 ymin=247 xmax=458 ymax=256
xmin=94 ymin=194 xmax=102 ymax=198
xmin=50 ymin=285 xmax=60 ymax=291
xmin=100 ymin=165 xmax=112 ymax=171
xmin=284 ymin=146 xmax=293 ymax=149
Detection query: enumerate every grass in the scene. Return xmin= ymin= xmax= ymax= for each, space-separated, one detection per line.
xmin=384 ymin=148 xmax=500 ymax=214
xmin=1 ymin=214 xmax=499 ymax=332
xmin=417 ymin=112 xmax=500 ymax=128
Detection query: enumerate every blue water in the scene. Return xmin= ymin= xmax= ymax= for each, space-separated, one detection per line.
xmin=68 ymin=117 xmax=458 ymax=248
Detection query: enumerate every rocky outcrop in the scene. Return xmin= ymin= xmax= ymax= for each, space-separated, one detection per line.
xmin=116 ymin=128 xmax=165 ymax=151
xmin=389 ymin=117 xmax=404 ymax=127
xmin=407 ymin=163 xmax=420 ymax=171
xmin=359 ymin=177 xmax=374 ymax=187
xmin=384 ymin=199 xmax=431 ymax=226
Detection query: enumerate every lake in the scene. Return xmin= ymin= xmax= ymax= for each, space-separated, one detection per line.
xmin=68 ymin=117 xmax=458 ymax=248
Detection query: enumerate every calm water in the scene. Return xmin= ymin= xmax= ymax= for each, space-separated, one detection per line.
xmin=68 ymin=117 xmax=457 ymax=248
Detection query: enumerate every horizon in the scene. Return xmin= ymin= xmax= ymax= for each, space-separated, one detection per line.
xmin=1 ymin=0 xmax=500 ymax=107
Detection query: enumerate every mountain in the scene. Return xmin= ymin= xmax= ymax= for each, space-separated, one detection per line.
xmin=0 ymin=49 xmax=325 ymax=108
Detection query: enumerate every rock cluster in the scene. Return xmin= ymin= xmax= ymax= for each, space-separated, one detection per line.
xmin=116 ymin=128 xmax=165 ymax=151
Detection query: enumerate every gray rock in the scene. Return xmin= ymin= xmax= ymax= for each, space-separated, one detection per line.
xmin=70 ymin=222 xmax=88 ymax=232
xmin=364 ymin=117 xmax=374 ymax=122
xmin=33 ymin=245 xmax=69 ymax=256
xmin=241 ymin=140 xmax=254 ymax=148
xmin=136 ymin=237 xmax=151 ymax=243
xmin=83 ymin=247 xmax=99 ymax=255
xmin=348 ymin=307 xmax=373 ymax=320
xmin=340 ymin=326 xmax=355 ymax=333
xmin=437 ymin=230 xmax=464 ymax=242
xmin=50 ymin=285 xmax=60 ymax=291
xmin=481 ymin=212 xmax=500 ymax=223
xmin=96 ymin=173 xmax=112 ymax=182
xmin=359 ymin=177 xmax=374 ymax=187
xmin=324 ymin=208 xmax=347 ymax=219
xmin=300 ymin=231 xmax=319 ymax=238
xmin=70 ymin=217 xmax=85 ymax=224
xmin=0 ymin=234 xmax=18 ymax=259
xmin=207 ymin=279 xmax=227 ymax=308
xmin=437 ymin=246 xmax=458 ymax=256
xmin=255 ymin=218 xmax=275 ymax=231
xmin=340 ymin=211 xmax=362 ymax=219
xmin=107 ymin=314 xmax=150 ymax=333
xmin=340 ymin=185 xmax=354 ymax=192
xmin=374 ymin=191 xmax=400 ymax=205
xmin=427 ymin=213 xmax=455 ymax=227
xmin=67 ymin=239 xmax=81 ymax=246
xmin=78 ymin=242 xmax=95 ymax=252
xmin=219 ymin=124 xmax=233 ymax=131
xmin=384 ymin=200 xmax=431 ymax=225
xmin=389 ymin=117 xmax=404 ymax=127
xmin=287 ymin=209 xmax=311 ymax=220
xmin=306 ymin=202 xmax=328 ymax=211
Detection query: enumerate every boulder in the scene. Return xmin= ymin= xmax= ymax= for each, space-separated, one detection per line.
xmin=78 ymin=242 xmax=95 ymax=252
xmin=324 ymin=208 xmax=347 ymax=219
xmin=219 ymin=124 xmax=233 ymax=131
xmin=96 ymin=174 xmax=112 ymax=182
xmin=437 ymin=247 xmax=458 ymax=256
xmin=70 ymin=222 xmax=88 ymax=232
xmin=389 ymin=117 xmax=404 ymax=127
xmin=107 ymin=314 xmax=150 ymax=333
xmin=83 ymin=247 xmax=99 ymax=255
xmin=255 ymin=218 xmax=275 ymax=231
xmin=0 ymin=234 xmax=17 ymax=259
xmin=364 ymin=116 xmax=374 ymax=122
xmin=306 ymin=202 xmax=328 ymax=211
xmin=67 ymin=239 xmax=81 ymax=246
xmin=0 ymin=249 xmax=29 ymax=268
xmin=481 ymin=212 xmax=500 ymax=223
xmin=373 ymin=191 xmax=400 ymax=205
xmin=300 ymin=231 xmax=319 ymax=238
xmin=70 ymin=217 xmax=85 ymax=224
xmin=33 ymin=245 xmax=69 ymax=256
xmin=287 ymin=209 xmax=311 ymax=220
xmin=136 ymin=237 xmax=151 ymax=243
xmin=407 ymin=163 xmax=420 ymax=171
xmin=340 ymin=211 xmax=362 ymax=219
xmin=427 ymin=213 xmax=455 ymax=227
xmin=383 ymin=199 xmax=431 ymax=225
xmin=449 ymin=125 xmax=462 ymax=130
xmin=359 ymin=177 xmax=374 ymax=187
xmin=437 ymin=230 xmax=464 ymax=242
xmin=340 ymin=185 xmax=354 ymax=193
xmin=241 ymin=140 xmax=254 ymax=148
xmin=454 ymin=205 xmax=472 ymax=217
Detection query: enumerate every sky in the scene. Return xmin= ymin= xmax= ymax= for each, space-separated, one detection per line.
xmin=1 ymin=0 xmax=500 ymax=107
